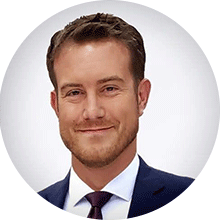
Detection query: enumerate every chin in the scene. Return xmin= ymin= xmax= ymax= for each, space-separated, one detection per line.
xmin=72 ymin=144 xmax=120 ymax=168
xmin=77 ymin=156 xmax=116 ymax=168
xmin=62 ymin=124 xmax=138 ymax=168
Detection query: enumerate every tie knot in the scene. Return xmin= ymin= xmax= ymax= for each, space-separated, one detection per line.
xmin=85 ymin=191 xmax=112 ymax=208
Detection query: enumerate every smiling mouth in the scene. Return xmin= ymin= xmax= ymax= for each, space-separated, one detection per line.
xmin=77 ymin=126 xmax=114 ymax=134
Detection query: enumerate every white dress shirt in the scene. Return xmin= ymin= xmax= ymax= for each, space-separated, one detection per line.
xmin=63 ymin=154 xmax=140 ymax=219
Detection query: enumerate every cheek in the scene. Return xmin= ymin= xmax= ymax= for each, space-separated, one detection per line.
xmin=58 ymin=102 xmax=82 ymax=125
xmin=106 ymin=96 xmax=138 ymax=125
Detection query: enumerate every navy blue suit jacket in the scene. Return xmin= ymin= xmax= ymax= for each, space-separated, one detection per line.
xmin=38 ymin=156 xmax=194 ymax=218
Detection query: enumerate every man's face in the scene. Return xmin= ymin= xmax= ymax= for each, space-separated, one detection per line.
xmin=51 ymin=39 xmax=149 ymax=168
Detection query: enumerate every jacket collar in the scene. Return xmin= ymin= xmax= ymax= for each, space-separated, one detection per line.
xmin=128 ymin=156 xmax=165 ymax=218
xmin=49 ymin=170 xmax=70 ymax=209
xmin=50 ymin=155 xmax=165 ymax=215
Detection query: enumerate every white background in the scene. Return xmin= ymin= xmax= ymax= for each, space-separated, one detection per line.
xmin=0 ymin=0 xmax=219 ymax=190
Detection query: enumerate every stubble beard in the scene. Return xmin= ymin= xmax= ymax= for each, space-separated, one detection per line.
xmin=60 ymin=121 xmax=139 ymax=169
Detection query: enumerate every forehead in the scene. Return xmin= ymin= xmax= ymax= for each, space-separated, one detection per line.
xmin=54 ymin=39 xmax=133 ymax=86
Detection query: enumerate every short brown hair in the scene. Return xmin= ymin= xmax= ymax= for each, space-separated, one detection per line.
xmin=47 ymin=13 xmax=146 ymax=91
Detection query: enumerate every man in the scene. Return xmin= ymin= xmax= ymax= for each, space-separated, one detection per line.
xmin=39 ymin=13 xmax=194 ymax=219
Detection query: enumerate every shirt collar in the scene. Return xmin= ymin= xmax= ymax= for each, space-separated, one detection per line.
xmin=69 ymin=154 xmax=139 ymax=206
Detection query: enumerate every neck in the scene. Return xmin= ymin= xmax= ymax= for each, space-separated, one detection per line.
xmin=72 ymin=140 xmax=137 ymax=191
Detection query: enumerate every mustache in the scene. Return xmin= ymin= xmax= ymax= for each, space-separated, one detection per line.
xmin=73 ymin=119 xmax=116 ymax=131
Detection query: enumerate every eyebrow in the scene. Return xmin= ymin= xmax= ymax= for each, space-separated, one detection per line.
xmin=97 ymin=75 xmax=125 ymax=84
xmin=61 ymin=83 xmax=83 ymax=92
xmin=60 ymin=75 xmax=125 ymax=92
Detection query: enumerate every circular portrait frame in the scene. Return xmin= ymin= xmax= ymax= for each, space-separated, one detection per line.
xmin=0 ymin=1 xmax=220 ymax=220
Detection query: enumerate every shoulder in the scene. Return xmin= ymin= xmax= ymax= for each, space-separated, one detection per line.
xmin=138 ymin=156 xmax=194 ymax=194
xmin=148 ymin=165 xmax=194 ymax=191
xmin=38 ymin=171 xmax=70 ymax=209
xmin=38 ymin=178 xmax=66 ymax=198
xmin=138 ymin=156 xmax=194 ymax=190
xmin=128 ymin=157 xmax=194 ymax=217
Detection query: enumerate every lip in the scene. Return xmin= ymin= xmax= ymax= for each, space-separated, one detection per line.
xmin=77 ymin=126 xmax=114 ymax=134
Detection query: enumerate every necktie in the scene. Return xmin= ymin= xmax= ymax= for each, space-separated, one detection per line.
xmin=85 ymin=191 xmax=113 ymax=219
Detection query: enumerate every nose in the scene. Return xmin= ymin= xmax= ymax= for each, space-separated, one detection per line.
xmin=82 ymin=94 xmax=105 ymax=120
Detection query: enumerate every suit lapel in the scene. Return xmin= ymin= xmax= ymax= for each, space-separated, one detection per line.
xmin=48 ymin=171 xmax=70 ymax=209
xmin=128 ymin=156 xmax=165 ymax=218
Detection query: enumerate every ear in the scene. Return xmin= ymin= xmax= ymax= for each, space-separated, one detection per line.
xmin=50 ymin=90 xmax=59 ymax=118
xmin=137 ymin=79 xmax=151 ymax=116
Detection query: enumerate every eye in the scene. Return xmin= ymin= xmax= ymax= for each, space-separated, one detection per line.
xmin=105 ymin=86 xmax=115 ymax=92
xmin=68 ymin=90 xmax=80 ymax=96
xmin=102 ymin=86 xmax=119 ymax=96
